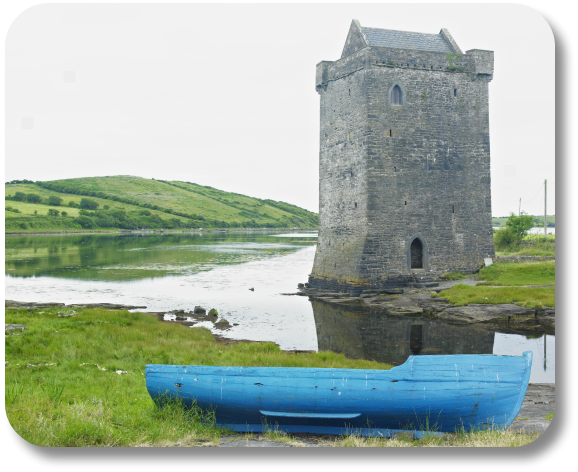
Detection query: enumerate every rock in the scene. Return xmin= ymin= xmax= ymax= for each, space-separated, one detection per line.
xmin=297 ymin=283 xmax=304 ymax=289
xmin=436 ymin=304 xmax=535 ymax=323
xmin=208 ymin=308 xmax=218 ymax=317
xmin=215 ymin=318 xmax=231 ymax=330
xmin=194 ymin=306 xmax=206 ymax=315
xmin=249 ymin=288 xmax=255 ymax=291
xmin=5 ymin=324 xmax=26 ymax=332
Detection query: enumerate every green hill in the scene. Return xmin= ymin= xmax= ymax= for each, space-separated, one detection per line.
xmin=492 ymin=215 xmax=555 ymax=228
xmin=5 ymin=176 xmax=318 ymax=233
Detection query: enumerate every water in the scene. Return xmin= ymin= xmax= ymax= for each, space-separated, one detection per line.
xmin=5 ymin=232 xmax=554 ymax=382
xmin=493 ymin=226 xmax=555 ymax=235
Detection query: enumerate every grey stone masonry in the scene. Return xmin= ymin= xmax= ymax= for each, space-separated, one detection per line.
xmin=310 ymin=20 xmax=495 ymax=295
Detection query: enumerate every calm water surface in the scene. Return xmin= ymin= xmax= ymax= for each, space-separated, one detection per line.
xmin=5 ymin=233 xmax=554 ymax=382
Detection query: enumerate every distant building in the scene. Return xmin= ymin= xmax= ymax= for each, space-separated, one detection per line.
xmin=310 ymin=20 xmax=495 ymax=294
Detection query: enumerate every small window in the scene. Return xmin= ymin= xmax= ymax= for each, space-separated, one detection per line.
xmin=392 ymin=85 xmax=402 ymax=105
xmin=454 ymin=89 xmax=457 ymax=97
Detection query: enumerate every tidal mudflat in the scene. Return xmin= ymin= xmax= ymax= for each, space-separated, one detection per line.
xmin=5 ymin=232 xmax=554 ymax=382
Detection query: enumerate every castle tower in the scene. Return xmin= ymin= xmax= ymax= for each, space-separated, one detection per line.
xmin=309 ymin=20 xmax=495 ymax=294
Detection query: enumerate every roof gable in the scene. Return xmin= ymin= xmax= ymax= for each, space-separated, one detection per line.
xmin=341 ymin=20 xmax=462 ymax=57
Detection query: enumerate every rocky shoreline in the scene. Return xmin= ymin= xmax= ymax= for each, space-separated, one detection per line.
xmin=292 ymin=277 xmax=555 ymax=335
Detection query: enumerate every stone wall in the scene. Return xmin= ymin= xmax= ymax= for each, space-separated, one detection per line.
xmin=310 ymin=41 xmax=495 ymax=292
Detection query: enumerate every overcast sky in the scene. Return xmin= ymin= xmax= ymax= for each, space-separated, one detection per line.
xmin=5 ymin=3 xmax=555 ymax=217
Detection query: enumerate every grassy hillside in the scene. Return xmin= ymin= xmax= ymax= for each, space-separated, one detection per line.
xmin=5 ymin=176 xmax=318 ymax=233
xmin=492 ymin=215 xmax=555 ymax=227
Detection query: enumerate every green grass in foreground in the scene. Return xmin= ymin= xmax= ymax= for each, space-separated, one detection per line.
xmin=438 ymin=284 xmax=555 ymax=310
xmin=477 ymin=260 xmax=555 ymax=286
xmin=5 ymin=308 xmax=388 ymax=446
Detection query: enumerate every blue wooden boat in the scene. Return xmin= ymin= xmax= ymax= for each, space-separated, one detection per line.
xmin=146 ymin=351 xmax=532 ymax=437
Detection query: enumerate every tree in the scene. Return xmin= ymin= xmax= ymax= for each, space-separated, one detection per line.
xmin=48 ymin=209 xmax=60 ymax=217
xmin=26 ymin=193 xmax=41 ymax=203
xmin=48 ymin=196 xmax=63 ymax=206
xmin=505 ymin=212 xmax=535 ymax=238
xmin=74 ymin=215 xmax=95 ymax=228
xmin=80 ymin=198 xmax=99 ymax=210
xmin=61 ymin=211 xmax=68 ymax=217
xmin=68 ymin=201 xmax=79 ymax=208
xmin=13 ymin=192 xmax=26 ymax=201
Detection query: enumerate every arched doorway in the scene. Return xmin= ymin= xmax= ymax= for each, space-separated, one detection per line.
xmin=410 ymin=238 xmax=423 ymax=269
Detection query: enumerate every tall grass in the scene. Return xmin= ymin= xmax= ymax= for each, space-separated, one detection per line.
xmin=5 ymin=307 xmax=389 ymax=446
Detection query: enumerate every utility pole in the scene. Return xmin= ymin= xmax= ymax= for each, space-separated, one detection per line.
xmin=519 ymin=198 xmax=521 ymax=216
xmin=544 ymin=180 xmax=548 ymax=238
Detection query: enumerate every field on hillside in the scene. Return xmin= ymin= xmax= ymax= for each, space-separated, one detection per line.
xmin=492 ymin=215 xmax=555 ymax=227
xmin=5 ymin=176 xmax=318 ymax=232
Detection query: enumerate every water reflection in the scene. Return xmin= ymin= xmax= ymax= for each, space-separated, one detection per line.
xmin=5 ymin=233 xmax=316 ymax=281
xmin=312 ymin=300 xmax=495 ymax=366
xmin=312 ymin=300 xmax=555 ymax=382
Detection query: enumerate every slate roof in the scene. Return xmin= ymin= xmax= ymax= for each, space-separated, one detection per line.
xmin=363 ymin=27 xmax=454 ymax=53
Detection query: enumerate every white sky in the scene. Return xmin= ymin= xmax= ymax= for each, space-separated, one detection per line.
xmin=5 ymin=3 xmax=555 ymax=217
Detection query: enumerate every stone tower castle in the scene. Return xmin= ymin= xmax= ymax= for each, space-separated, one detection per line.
xmin=309 ymin=20 xmax=495 ymax=294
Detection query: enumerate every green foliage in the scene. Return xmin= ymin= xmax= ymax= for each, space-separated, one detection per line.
xmin=26 ymin=193 xmax=41 ymax=203
xmin=68 ymin=201 xmax=79 ymax=208
xmin=19 ymin=222 xmax=28 ymax=229
xmin=13 ymin=191 xmax=27 ymax=201
xmin=5 ymin=206 xmax=20 ymax=213
xmin=80 ymin=198 xmax=99 ymax=210
xmin=48 ymin=195 xmax=63 ymax=206
xmin=494 ymin=228 xmax=519 ymax=249
xmin=75 ymin=215 xmax=95 ymax=228
xmin=505 ymin=212 xmax=535 ymax=238
xmin=61 ymin=211 xmax=68 ymax=217
xmin=48 ymin=209 xmax=60 ymax=217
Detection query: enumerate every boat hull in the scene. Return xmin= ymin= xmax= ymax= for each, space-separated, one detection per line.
xmin=146 ymin=351 xmax=532 ymax=436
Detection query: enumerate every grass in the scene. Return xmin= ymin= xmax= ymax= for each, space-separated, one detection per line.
xmin=5 ymin=176 xmax=319 ymax=232
xmin=438 ymin=284 xmax=554 ymax=310
xmin=495 ymin=233 xmax=555 ymax=257
xmin=477 ymin=260 xmax=555 ymax=286
xmin=321 ymin=428 xmax=539 ymax=447
xmin=545 ymin=412 xmax=554 ymax=420
xmin=5 ymin=307 xmax=389 ymax=447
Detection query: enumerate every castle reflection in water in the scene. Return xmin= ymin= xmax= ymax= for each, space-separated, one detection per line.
xmin=312 ymin=300 xmax=495 ymax=366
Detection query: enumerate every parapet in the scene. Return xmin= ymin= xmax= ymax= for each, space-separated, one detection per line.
xmin=465 ymin=49 xmax=494 ymax=80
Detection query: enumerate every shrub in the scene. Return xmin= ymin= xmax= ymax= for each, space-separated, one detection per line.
xmin=74 ymin=215 xmax=95 ymax=228
xmin=26 ymin=193 xmax=41 ymax=203
xmin=494 ymin=228 xmax=520 ymax=250
xmin=48 ymin=209 xmax=60 ymax=217
xmin=505 ymin=212 xmax=535 ymax=238
xmin=19 ymin=222 xmax=27 ymax=229
xmin=68 ymin=201 xmax=79 ymax=208
xmin=48 ymin=196 xmax=63 ymax=206
xmin=80 ymin=198 xmax=99 ymax=210
xmin=13 ymin=192 xmax=27 ymax=201
xmin=61 ymin=211 xmax=68 ymax=217
xmin=103 ymin=205 xmax=110 ymax=210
